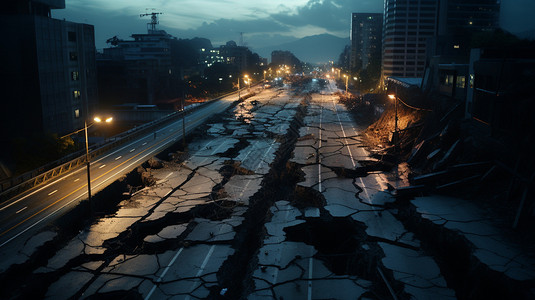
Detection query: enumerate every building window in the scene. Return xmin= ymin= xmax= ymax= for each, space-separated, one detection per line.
xmin=74 ymin=109 xmax=80 ymax=118
xmin=73 ymin=90 xmax=81 ymax=100
xmin=69 ymin=52 xmax=78 ymax=61
xmin=71 ymin=71 xmax=79 ymax=81
xmin=456 ymin=76 xmax=466 ymax=88
xmin=68 ymin=31 xmax=76 ymax=42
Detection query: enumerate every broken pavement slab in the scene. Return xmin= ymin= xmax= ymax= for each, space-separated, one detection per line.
xmin=412 ymin=195 xmax=535 ymax=282
xmin=380 ymin=242 xmax=456 ymax=299
xmin=0 ymin=231 xmax=57 ymax=273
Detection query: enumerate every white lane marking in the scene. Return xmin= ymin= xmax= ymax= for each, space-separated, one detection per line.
xmin=318 ymin=103 xmax=323 ymax=193
xmin=145 ymin=248 xmax=184 ymax=300
xmin=331 ymin=97 xmax=380 ymax=216
xmin=184 ymin=245 xmax=216 ymax=300
xmin=142 ymin=142 xmax=147 ymax=146
xmin=74 ymin=178 xmax=80 ymax=182
xmin=99 ymin=165 xmax=106 ymax=169
xmin=268 ymin=208 xmax=290 ymax=287
xmin=1 ymin=131 xmax=194 ymax=248
xmin=130 ymin=148 xmax=135 ymax=153
xmin=164 ymin=172 xmax=173 ymax=179
xmin=115 ymin=156 xmax=122 ymax=160
xmin=0 ymin=99 xmax=238 ymax=246
xmin=48 ymin=190 xmax=58 ymax=196
xmin=16 ymin=207 xmax=27 ymax=214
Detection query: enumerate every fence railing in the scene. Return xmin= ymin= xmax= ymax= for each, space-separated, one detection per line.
xmin=0 ymin=88 xmax=248 ymax=202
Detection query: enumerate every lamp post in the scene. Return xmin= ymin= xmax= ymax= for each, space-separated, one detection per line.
xmin=244 ymin=74 xmax=250 ymax=91
xmin=388 ymin=94 xmax=399 ymax=152
xmin=237 ymin=77 xmax=240 ymax=100
xmin=84 ymin=116 xmax=112 ymax=213
xmin=263 ymin=70 xmax=266 ymax=81
xmin=343 ymin=74 xmax=348 ymax=95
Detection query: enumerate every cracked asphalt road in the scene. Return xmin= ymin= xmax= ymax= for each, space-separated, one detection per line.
xmin=2 ymin=80 xmax=534 ymax=300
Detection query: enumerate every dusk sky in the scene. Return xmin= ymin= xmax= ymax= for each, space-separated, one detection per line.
xmin=52 ymin=0 xmax=535 ymax=52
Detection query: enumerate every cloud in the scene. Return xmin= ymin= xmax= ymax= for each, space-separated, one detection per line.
xmin=53 ymin=0 xmax=383 ymax=50
xmin=272 ymin=0 xmax=383 ymax=32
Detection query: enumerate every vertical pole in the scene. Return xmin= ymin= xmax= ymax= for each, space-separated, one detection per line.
xmin=85 ymin=121 xmax=92 ymax=214
xmin=238 ymin=78 xmax=240 ymax=100
xmin=394 ymin=86 xmax=399 ymax=152
xmin=182 ymin=92 xmax=186 ymax=148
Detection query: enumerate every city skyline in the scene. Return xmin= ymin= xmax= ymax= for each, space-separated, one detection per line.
xmin=53 ymin=0 xmax=535 ymax=52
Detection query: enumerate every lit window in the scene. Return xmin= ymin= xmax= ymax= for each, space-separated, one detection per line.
xmin=456 ymin=76 xmax=466 ymax=88
xmin=73 ymin=90 xmax=81 ymax=99
xmin=74 ymin=109 xmax=80 ymax=118
xmin=453 ymin=45 xmax=460 ymax=49
xmin=71 ymin=71 xmax=79 ymax=80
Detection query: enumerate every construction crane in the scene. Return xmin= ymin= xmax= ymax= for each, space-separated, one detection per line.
xmin=140 ymin=10 xmax=162 ymax=31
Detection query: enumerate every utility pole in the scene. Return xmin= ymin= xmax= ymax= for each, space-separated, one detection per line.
xmin=182 ymin=90 xmax=186 ymax=149
xmin=84 ymin=121 xmax=92 ymax=214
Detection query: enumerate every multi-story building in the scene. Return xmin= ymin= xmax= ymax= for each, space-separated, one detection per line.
xmin=350 ymin=13 xmax=383 ymax=72
xmin=382 ymin=0 xmax=439 ymax=81
xmin=218 ymin=41 xmax=252 ymax=72
xmin=0 ymin=0 xmax=98 ymax=138
xmin=99 ymin=26 xmax=179 ymax=105
xmin=423 ymin=0 xmax=501 ymax=98
xmin=271 ymin=50 xmax=301 ymax=69
xmin=200 ymin=48 xmax=225 ymax=68
xmin=438 ymin=0 xmax=500 ymax=36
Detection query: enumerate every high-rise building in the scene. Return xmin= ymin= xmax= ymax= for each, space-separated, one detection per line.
xmin=350 ymin=13 xmax=383 ymax=72
xmin=438 ymin=0 xmax=500 ymax=36
xmin=432 ymin=0 xmax=500 ymax=57
xmin=382 ymin=0 xmax=439 ymax=80
xmin=423 ymin=0 xmax=501 ymax=97
xmin=0 ymin=0 xmax=97 ymax=138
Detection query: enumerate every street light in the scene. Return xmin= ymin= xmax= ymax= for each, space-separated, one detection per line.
xmin=244 ymin=74 xmax=251 ymax=90
xmin=263 ymin=70 xmax=266 ymax=81
xmin=388 ymin=94 xmax=399 ymax=152
xmin=237 ymin=76 xmax=240 ymax=100
xmin=84 ymin=116 xmax=112 ymax=214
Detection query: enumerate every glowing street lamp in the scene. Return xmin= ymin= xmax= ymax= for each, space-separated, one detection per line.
xmin=388 ymin=94 xmax=399 ymax=151
xmin=86 ymin=116 xmax=112 ymax=213
xmin=237 ymin=76 xmax=241 ymax=100
xmin=244 ymin=74 xmax=251 ymax=90
xmin=61 ymin=116 xmax=112 ymax=214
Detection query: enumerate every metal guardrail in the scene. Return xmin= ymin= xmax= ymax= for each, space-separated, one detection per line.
xmin=0 ymin=88 xmax=249 ymax=202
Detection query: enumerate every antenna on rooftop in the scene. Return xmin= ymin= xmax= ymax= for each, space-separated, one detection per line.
xmin=140 ymin=9 xmax=162 ymax=32
xmin=239 ymin=32 xmax=244 ymax=47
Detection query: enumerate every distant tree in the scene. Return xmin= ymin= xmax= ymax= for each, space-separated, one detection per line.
xmin=9 ymin=133 xmax=77 ymax=175
xmin=357 ymin=55 xmax=381 ymax=93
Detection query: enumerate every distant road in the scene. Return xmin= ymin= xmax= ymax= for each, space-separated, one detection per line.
xmin=0 ymin=93 xmax=243 ymax=248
